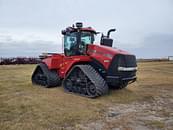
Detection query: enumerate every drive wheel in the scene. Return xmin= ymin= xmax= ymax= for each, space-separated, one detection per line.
xmin=86 ymin=82 xmax=96 ymax=97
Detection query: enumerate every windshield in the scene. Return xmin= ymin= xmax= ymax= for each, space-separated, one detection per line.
xmin=81 ymin=32 xmax=94 ymax=45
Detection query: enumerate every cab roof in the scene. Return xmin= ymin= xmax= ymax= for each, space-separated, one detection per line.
xmin=62 ymin=26 xmax=97 ymax=35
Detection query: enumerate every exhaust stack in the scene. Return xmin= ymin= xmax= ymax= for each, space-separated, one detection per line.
xmin=100 ymin=28 xmax=116 ymax=47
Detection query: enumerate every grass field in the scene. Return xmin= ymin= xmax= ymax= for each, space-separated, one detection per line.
xmin=0 ymin=62 xmax=173 ymax=130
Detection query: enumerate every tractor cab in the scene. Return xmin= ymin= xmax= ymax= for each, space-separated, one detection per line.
xmin=62 ymin=22 xmax=116 ymax=56
xmin=62 ymin=23 xmax=96 ymax=56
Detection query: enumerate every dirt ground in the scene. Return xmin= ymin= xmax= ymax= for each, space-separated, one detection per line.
xmin=0 ymin=61 xmax=173 ymax=130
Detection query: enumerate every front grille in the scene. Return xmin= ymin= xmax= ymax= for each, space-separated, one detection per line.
xmin=116 ymin=54 xmax=137 ymax=67
xmin=107 ymin=54 xmax=137 ymax=77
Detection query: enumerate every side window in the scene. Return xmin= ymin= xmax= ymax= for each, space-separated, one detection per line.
xmin=64 ymin=36 xmax=77 ymax=49
xmin=64 ymin=32 xmax=77 ymax=56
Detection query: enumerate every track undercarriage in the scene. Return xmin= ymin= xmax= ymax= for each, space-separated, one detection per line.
xmin=32 ymin=63 xmax=61 ymax=87
xmin=32 ymin=64 xmax=109 ymax=98
xmin=63 ymin=65 xmax=108 ymax=98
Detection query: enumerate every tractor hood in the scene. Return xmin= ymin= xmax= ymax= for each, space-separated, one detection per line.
xmin=87 ymin=44 xmax=130 ymax=58
xmin=87 ymin=44 xmax=135 ymax=69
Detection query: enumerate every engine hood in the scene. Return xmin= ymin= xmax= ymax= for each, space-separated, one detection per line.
xmin=87 ymin=44 xmax=131 ymax=58
xmin=87 ymin=44 xmax=134 ymax=69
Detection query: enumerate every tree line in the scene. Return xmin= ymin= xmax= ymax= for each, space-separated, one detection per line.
xmin=0 ymin=57 xmax=41 ymax=65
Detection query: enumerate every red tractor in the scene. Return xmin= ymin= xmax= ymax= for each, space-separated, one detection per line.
xmin=32 ymin=23 xmax=137 ymax=98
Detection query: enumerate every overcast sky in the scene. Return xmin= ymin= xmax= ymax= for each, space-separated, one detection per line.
xmin=0 ymin=0 xmax=173 ymax=58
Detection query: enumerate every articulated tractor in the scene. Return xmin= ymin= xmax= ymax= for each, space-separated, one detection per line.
xmin=32 ymin=23 xmax=137 ymax=98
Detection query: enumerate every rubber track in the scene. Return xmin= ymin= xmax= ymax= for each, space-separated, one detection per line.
xmin=63 ymin=65 xmax=108 ymax=98
xmin=32 ymin=63 xmax=61 ymax=87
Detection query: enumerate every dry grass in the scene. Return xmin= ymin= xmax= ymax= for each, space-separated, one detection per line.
xmin=0 ymin=62 xmax=173 ymax=130
xmin=145 ymin=120 xmax=165 ymax=129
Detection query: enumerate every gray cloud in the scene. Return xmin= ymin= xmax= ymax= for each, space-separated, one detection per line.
xmin=118 ymin=33 xmax=173 ymax=58
xmin=0 ymin=0 xmax=173 ymax=58
xmin=0 ymin=34 xmax=62 ymax=57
